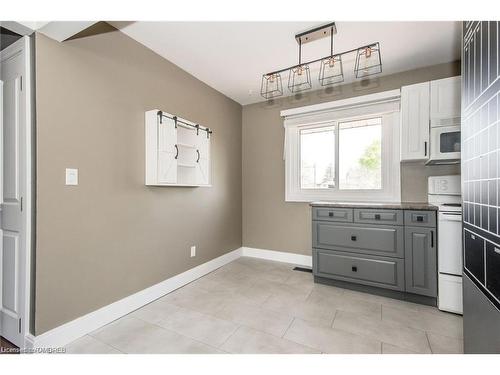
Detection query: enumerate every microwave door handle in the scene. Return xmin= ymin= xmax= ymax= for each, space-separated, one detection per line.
xmin=424 ymin=141 xmax=427 ymax=156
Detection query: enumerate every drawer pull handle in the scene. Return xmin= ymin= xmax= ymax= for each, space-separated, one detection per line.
xmin=328 ymin=212 xmax=334 ymax=217
xmin=351 ymin=235 xmax=357 ymax=241
xmin=416 ymin=215 xmax=424 ymax=222
xmin=374 ymin=214 xmax=381 ymax=220
xmin=352 ymin=266 xmax=357 ymax=272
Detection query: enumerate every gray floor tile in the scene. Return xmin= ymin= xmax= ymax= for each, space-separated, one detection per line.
xmin=382 ymin=305 xmax=463 ymax=339
xmin=343 ymin=289 xmax=445 ymax=316
xmin=156 ymin=306 xmax=239 ymax=347
xmin=427 ymin=332 xmax=464 ymax=354
xmin=90 ymin=316 xmax=222 ymax=354
xmin=216 ymin=300 xmax=294 ymax=337
xmin=333 ymin=310 xmax=431 ymax=353
xmin=381 ymin=342 xmax=419 ymax=354
xmin=262 ymin=293 xmax=336 ymax=327
xmin=284 ymin=318 xmax=381 ymax=354
xmin=130 ymin=298 xmax=182 ymax=324
xmin=160 ymin=285 xmax=229 ymax=316
xmin=250 ymin=278 xmax=314 ymax=301
xmin=306 ymin=290 xmax=382 ymax=321
xmin=65 ymin=335 xmax=122 ymax=354
xmin=221 ymin=326 xmax=320 ymax=354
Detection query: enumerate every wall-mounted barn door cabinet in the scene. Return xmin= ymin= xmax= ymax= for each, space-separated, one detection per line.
xmin=400 ymin=76 xmax=461 ymax=162
xmin=145 ymin=110 xmax=211 ymax=186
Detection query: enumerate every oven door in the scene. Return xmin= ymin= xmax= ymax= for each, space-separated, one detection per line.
xmin=429 ymin=125 xmax=461 ymax=162
xmin=438 ymin=211 xmax=463 ymax=275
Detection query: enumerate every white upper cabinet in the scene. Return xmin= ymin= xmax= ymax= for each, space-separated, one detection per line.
xmin=145 ymin=109 xmax=211 ymax=186
xmin=400 ymin=81 xmax=430 ymax=161
xmin=430 ymin=76 xmax=461 ymax=126
xmin=400 ymin=76 xmax=461 ymax=162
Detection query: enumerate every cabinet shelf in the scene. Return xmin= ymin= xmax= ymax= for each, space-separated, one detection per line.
xmin=176 ymin=142 xmax=196 ymax=149
xmin=178 ymin=162 xmax=197 ymax=168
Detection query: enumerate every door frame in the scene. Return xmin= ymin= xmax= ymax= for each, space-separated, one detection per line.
xmin=0 ymin=35 xmax=33 ymax=347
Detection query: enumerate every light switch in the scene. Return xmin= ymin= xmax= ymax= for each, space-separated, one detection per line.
xmin=65 ymin=168 xmax=78 ymax=185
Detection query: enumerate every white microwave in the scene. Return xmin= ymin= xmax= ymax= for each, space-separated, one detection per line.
xmin=427 ymin=125 xmax=461 ymax=164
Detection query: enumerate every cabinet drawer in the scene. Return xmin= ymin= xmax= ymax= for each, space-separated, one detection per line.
xmin=312 ymin=207 xmax=353 ymax=222
xmin=313 ymin=222 xmax=404 ymax=258
xmin=313 ymin=248 xmax=405 ymax=291
xmin=404 ymin=210 xmax=436 ymax=227
xmin=354 ymin=209 xmax=403 ymax=225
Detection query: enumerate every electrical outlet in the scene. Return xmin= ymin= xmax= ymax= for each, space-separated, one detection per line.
xmin=190 ymin=246 xmax=196 ymax=258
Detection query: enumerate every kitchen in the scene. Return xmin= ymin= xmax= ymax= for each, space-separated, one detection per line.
xmin=0 ymin=12 xmax=499 ymax=371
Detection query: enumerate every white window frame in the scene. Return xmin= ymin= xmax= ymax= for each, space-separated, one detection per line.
xmin=283 ymin=90 xmax=401 ymax=203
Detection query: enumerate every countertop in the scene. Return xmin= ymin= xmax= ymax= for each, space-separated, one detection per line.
xmin=309 ymin=201 xmax=438 ymax=210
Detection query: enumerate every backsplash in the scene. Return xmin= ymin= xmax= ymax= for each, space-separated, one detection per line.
xmin=401 ymin=162 xmax=461 ymax=202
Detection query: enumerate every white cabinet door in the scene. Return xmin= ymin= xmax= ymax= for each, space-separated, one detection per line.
xmin=195 ymin=132 xmax=210 ymax=185
xmin=157 ymin=117 xmax=177 ymax=184
xmin=430 ymin=76 xmax=461 ymax=126
xmin=401 ymin=82 xmax=430 ymax=161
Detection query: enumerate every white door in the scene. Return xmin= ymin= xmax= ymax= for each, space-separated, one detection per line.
xmin=0 ymin=36 xmax=31 ymax=348
xmin=400 ymin=81 xmax=430 ymax=161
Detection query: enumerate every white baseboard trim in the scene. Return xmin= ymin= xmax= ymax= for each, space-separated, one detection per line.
xmin=241 ymin=247 xmax=312 ymax=268
xmin=27 ymin=247 xmax=243 ymax=349
xmin=26 ymin=246 xmax=312 ymax=349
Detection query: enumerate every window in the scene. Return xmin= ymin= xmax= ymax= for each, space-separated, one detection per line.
xmin=284 ymin=92 xmax=401 ymax=202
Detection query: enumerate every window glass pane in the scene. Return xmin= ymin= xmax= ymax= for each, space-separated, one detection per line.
xmin=300 ymin=126 xmax=335 ymax=189
xmin=339 ymin=117 xmax=382 ymax=190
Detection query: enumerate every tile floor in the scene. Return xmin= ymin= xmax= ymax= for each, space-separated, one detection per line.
xmin=65 ymin=257 xmax=464 ymax=354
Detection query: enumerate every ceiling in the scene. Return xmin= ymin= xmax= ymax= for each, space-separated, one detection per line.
xmin=109 ymin=21 xmax=461 ymax=105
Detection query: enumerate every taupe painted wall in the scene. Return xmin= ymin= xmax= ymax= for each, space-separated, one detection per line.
xmin=242 ymin=62 xmax=460 ymax=255
xmin=34 ymin=29 xmax=242 ymax=334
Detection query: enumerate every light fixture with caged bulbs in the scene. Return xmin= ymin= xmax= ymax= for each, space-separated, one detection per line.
xmin=260 ymin=22 xmax=382 ymax=100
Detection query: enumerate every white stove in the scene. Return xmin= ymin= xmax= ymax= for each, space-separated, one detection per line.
xmin=428 ymin=175 xmax=463 ymax=314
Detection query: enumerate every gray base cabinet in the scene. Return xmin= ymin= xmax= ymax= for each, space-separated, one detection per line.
xmin=312 ymin=206 xmax=437 ymax=301
xmin=404 ymin=227 xmax=437 ymax=297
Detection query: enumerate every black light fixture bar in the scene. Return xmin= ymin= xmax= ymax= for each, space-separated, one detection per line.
xmin=157 ymin=111 xmax=212 ymax=138
xmin=264 ymin=42 xmax=378 ymax=77
xmin=295 ymin=22 xmax=337 ymax=45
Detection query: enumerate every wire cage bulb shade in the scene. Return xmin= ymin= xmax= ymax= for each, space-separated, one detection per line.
xmin=318 ymin=55 xmax=344 ymax=86
xmin=354 ymin=42 xmax=382 ymax=79
xmin=260 ymin=73 xmax=283 ymax=99
xmin=288 ymin=64 xmax=312 ymax=93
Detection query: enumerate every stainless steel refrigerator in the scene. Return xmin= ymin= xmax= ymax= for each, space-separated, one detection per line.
xmin=462 ymin=21 xmax=500 ymax=353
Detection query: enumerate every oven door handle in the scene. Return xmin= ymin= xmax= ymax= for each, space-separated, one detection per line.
xmin=439 ymin=212 xmax=462 ymax=222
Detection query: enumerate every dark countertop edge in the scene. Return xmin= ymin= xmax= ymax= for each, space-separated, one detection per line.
xmin=309 ymin=201 xmax=438 ymax=211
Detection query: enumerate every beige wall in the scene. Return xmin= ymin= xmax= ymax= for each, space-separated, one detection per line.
xmin=34 ymin=29 xmax=242 ymax=334
xmin=242 ymin=62 xmax=460 ymax=255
